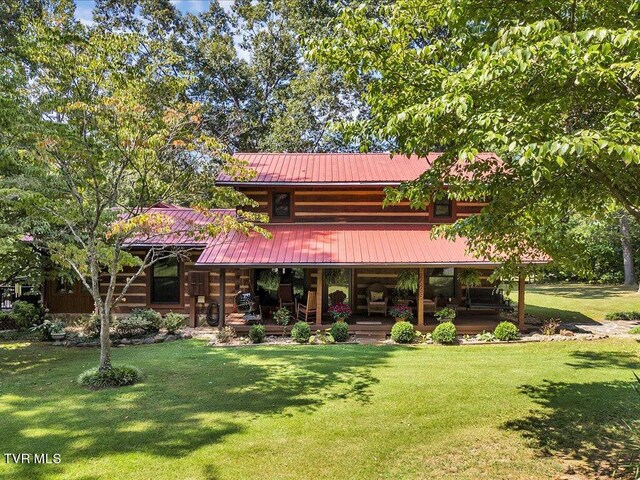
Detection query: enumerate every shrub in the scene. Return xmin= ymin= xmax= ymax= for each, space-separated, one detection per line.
xmin=11 ymin=300 xmax=40 ymax=329
xmin=78 ymin=365 xmax=143 ymax=390
xmin=432 ymin=322 xmax=457 ymax=344
xmin=273 ymin=307 xmax=291 ymax=334
xmin=629 ymin=326 xmax=640 ymax=335
xmin=129 ymin=308 xmax=162 ymax=332
xmin=291 ymin=321 xmax=311 ymax=343
xmin=494 ymin=321 xmax=519 ymax=341
xmin=114 ymin=317 xmax=152 ymax=337
xmin=217 ymin=326 xmax=236 ymax=343
xmin=162 ymin=312 xmax=186 ymax=334
xmin=249 ymin=324 xmax=266 ymax=343
xmin=0 ymin=312 xmax=18 ymax=329
xmin=79 ymin=313 xmax=101 ymax=337
xmin=434 ymin=307 xmax=456 ymax=323
xmin=605 ymin=311 xmax=640 ymax=321
xmin=541 ymin=318 xmax=561 ymax=335
xmin=390 ymin=321 xmax=415 ymax=344
xmin=389 ymin=305 xmax=414 ymax=320
xmin=309 ymin=329 xmax=335 ymax=344
xmin=30 ymin=318 xmax=65 ymax=340
xmin=474 ymin=331 xmax=497 ymax=342
xmin=330 ymin=322 xmax=349 ymax=342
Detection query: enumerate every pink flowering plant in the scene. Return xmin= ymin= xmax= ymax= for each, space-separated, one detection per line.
xmin=389 ymin=305 xmax=414 ymax=320
xmin=328 ymin=302 xmax=352 ymax=321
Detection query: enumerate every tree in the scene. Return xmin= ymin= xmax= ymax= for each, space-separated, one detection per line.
xmin=313 ymin=0 xmax=640 ymax=278
xmin=619 ymin=212 xmax=637 ymax=286
xmin=3 ymin=5 xmax=267 ymax=372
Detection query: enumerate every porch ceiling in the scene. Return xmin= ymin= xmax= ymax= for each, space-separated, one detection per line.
xmin=195 ymin=224 xmax=543 ymax=267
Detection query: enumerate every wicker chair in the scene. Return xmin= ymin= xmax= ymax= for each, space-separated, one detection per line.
xmin=366 ymin=283 xmax=388 ymax=316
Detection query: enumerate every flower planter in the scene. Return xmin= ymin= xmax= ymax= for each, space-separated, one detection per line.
xmin=51 ymin=332 xmax=66 ymax=340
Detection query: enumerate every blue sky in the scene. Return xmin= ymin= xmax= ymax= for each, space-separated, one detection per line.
xmin=73 ymin=1 xmax=231 ymax=24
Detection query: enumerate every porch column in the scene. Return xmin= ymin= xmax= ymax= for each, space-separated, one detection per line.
xmin=316 ymin=268 xmax=323 ymax=325
xmin=517 ymin=274 xmax=525 ymax=331
xmin=219 ymin=268 xmax=226 ymax=328
xmin=417 ymin=267 xmax=425 ymax=327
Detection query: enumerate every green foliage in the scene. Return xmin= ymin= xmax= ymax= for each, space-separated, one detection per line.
xmin=257 ymin=270 xmax=280 ymax=292
xmin=330 ymin=322 xmax=349 ymax=342
xmin=390 ymin=321 xmax=415 ymax=344
xmin=162 ymin=313 xmax=186 ymax=334
xmin=115 ymin=317 xmax=153 ymax=337
xmin=129 ymin=309 xmax=162 ymax=333
xmin=217 ymin=326 xmax=237 ymax=344
xmin=458 ymin=269 xmax=482 ymax=287
xmin=309 ymin=329 xmax=336 ymax=344
xmin=432 ymin=322 xmax=457 ymax=345
xmin=0 ymin=312 xmax=17 ymax=329
xmin=291 ymin=321 xmax=311 ymax=343
xmin=79 ymin=314 xmax=101 ymax=337
xmin=434 ymin=307 xmax=456 ymax=323
xmin=11 ymin=300 xmax=39 ymax=329
xmin=78 ymin=365 xmax=143 ymax=390
xmin=249 ymin=324 xmax=266 ymax=344
xmin=389 ymin=305 xmax=414 ymax=320
xmin=30 ymin=318 xmax=65 ymax=341
xmin=605 ymin=311 xmax=640 ymax=321
xmin=629 ymin=326 xmax=640 ymax=334
xmin=273 ymin=307 xmax=292 ymax=331
xmin=493 ymin=322 xmax=520 ymax=341
xmin=396 ymin=270 xmax=419 ymax=293
xmin=474 ymin=331 xmax=497 ymax=342
xmin=314 ymin=0 xmax=640 ymax=277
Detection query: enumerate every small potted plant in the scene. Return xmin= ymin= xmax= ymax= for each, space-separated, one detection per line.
xmin=50 ymin=321 xmax=66 ymax=340
xmin=435 ymin=307 xmax=456 ymax=323
xmin=272 ymin=307 xmax=291 ymax=335
xmin=328 ymin=302 xmax=352 ymax=322
xmin=389 ymin=305 xmax=414 ymax=322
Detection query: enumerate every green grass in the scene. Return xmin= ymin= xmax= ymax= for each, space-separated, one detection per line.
xmin=1 ymin=339 xmax=639 ymax=479
xmin=510 ymin=282 xmax=640 ymax=322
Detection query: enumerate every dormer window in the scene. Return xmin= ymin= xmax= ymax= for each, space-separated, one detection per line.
xmin=272 ymin=191 xmax=292 ymax=219
xmin=434 ymin=198 xmax=452 ymax=217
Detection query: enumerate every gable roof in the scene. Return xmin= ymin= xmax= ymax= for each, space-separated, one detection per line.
xmin=216 ymin=152 xmax=499 ymax=186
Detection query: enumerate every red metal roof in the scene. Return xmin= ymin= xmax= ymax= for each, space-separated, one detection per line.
xmin=217 ymin=152 xmax=499 ymax=185
xmin=125 ymin=206 xmax=235 ymax=247
xmin=196 ymin=224 xmax=499 ymax=266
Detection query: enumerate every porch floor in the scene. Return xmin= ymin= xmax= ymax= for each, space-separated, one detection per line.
xmin=224 ymin=311 xmax=516 ymax=339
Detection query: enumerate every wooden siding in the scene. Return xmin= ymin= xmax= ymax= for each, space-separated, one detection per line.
xmin=238 ymin=186 xmax=486 ymax=223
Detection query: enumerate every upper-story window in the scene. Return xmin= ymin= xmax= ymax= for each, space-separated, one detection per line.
xmin=151 ymin=257 xmax=180 ymax=304
xmin=434 ymin=198 xmax=452 ymax=217
xmin=272 ymin=192 xmax=292 ymax=219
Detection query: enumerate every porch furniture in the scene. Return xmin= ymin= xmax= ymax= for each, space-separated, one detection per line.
xmin=296 ymin=291 xmax=318 ymax=323
xmin=366 ymin=283 xmax=388 ymax=316
xmin=465 ymin=287 xmax=512 ymax=311
xmin=234 ymin=291 xmax=263 ymax=323
xmin=423 ymin=298 xmax=436 ymax=315
xmin=278 ymin=283 xmax=295 ymax=311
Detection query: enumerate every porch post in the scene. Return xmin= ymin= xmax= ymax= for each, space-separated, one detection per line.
xmin=517 ymin=274 xmax=525 ymax=331
xmin=219 ymin=268 xmax=226 ymax=328
xmin=316 ymin=268 xmax=323 ymax=325
xmin=417 ymin=267 xmax=425 ymax=327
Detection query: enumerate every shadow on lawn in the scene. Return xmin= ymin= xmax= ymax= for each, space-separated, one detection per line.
xmin=0 ymin=342 xmax=388 ymax=480
xmin=505 ymin=379 xmax=640 ymax=478
xmin=523 ymin=304 xmax=597 ymax=323
xmin=566 ymin=350 xmax=640 ymax=370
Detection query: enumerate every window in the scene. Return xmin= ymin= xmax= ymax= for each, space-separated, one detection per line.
xmin=151 ymin=258 xmax=180 ymax=303
xmin=272 ymin=192 xmax=291 ymax=218
xmin=427 ymin=268 xmax=455 ymax=300
xmin=434 ymin=198 xmax=452 ymax=217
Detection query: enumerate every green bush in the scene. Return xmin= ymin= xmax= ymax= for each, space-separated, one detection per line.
xmin=78 ymin=365 xmax=143 ymax=390
xmin=629 ymin=326 xmax=640 ymax=335
xmin=30 ymin=318 xmax=65 ymax=341
xmin=390 ymin=321 xmax=415 ymax=344
xmin=11 ymin=300 xmax=40 ymax=329
xmin=129 ymin=308 xmax=162 ymax=333
xmin=249 ymin=324 xmax=266 ymax=343
xmin=432 ymin=322 xmax=457 ymax=344
xmin=605 ymin=311 xmax=640 ymax=321
xmin=114 ymin=317 xmax=152 ymax=337
xmin=162 ymin=312 xmax=186 ymax=334
xmin=291 ymin=321 xmax=311 ymax=343
xmin=330 ymin=322 xmax=349 ymax=342
xmin=494 ymin=321 xmax=519 ymax=341
xmin=0 ymin=312 xmax=18 ymax=329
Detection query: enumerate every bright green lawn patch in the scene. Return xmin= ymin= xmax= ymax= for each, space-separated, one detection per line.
xmin=629 ymin=326 xmax=640 ymax=334
xmin=0 ymin=339 xmax=639 ymax=479
xmin=510 ymin=282 xmax=640 ymax=322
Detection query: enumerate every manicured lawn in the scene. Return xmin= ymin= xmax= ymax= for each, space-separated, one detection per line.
xmin=511 ymin=282 xmax=640 ymax=322
xmin=1 ymin=339 xmax=639 ymax=479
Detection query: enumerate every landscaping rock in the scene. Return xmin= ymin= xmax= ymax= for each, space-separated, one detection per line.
xmin=142 ymin=337 xmax=155 ymax=344
xmin=52 ymin=341 xmax=64 ymax=347
xmin=164 ymin=334 xmax=177 ymax=342
xmin=120 ymin=338 xmax=131 ymax=345
xmin=131 ymin=339 xmax=143 ymax=345
xmin=181 ymin=333 xmax=192 ymax=340
xmin=153 ymin=334 xmax=165 ymax=343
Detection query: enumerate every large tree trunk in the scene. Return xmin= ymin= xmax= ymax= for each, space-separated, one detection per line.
xmin=619 ymin=212 xmax=637 ymax=286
